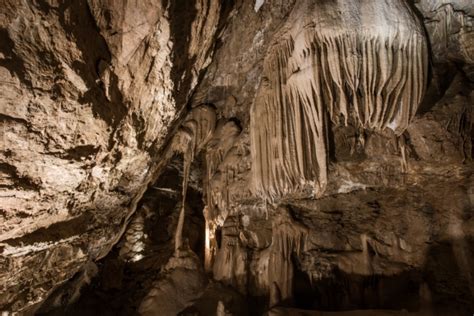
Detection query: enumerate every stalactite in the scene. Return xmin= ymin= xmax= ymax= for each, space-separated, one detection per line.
xmin=174 ymin=146 xmax=193 ymax=252
xmin=209 ymin=207 xmax=310 ymax=305
xmin=171 ymin=105 xmax=216 ymax=253
xmin=399 ymin=135 xmax=408 ymax=173
xmin=205 ymin=120 xmax=242 ymax=221
xmin=203 ymin=120 xmax=242 ymax=269
xmin=360 ymin=233 xmax=374 ymax=276
xmin=250 ymin=0 xmax=428 ymax=201
xmin=167 ymin=105 xmax=242 ymax=262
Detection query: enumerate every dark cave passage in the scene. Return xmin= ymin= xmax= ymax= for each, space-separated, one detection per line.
xmin=292 ymin=268 xmax=422 ymax=312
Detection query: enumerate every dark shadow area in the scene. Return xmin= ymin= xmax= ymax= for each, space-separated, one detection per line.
xmin=284 ymin=236 xmax=474 ymax=316
xmin=0 ymin=28 xmax=32 ymax=88
xmin=422 ymin=237 xmax=474 ymax=316
xmin=292 ymin=257 xmax=315 ymax=310
xmin=179 ymin=282 xmax=248 ymax=316
xmin=329 ymin=123 xmax=367 ymax=163
xmin=166 ymin=0 xmax=198 ymax=109
xmin=416 ymin=63 xmax=459 ymax=115
xmin=292 ymin=269 xmax=422 ymax=311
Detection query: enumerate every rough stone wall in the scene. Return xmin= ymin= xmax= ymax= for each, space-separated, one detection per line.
xmin=189 ymin=0 xmax=473 ymax=313
xmin=0 ymin=0 xmax=221 ymax=312
xmin=0 ymin=0 xmax=473 ymax=314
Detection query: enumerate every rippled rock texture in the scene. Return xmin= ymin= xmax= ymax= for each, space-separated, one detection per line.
xmin=1 ymin=0 xmax=473 ymax=315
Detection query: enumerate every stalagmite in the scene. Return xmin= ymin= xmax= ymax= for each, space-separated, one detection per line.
xmin=204 ymin=206 xmax=212 ymax=271
xmin=250 ymin=0 xmax=428 ymax=201
xmin=119 ymin=206 xmax=149 ymax=262
xmin=212 ymin=215 xmax=249 ymax=293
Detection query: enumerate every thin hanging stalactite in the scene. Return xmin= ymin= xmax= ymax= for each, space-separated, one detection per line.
xmin=174 ymin=135 xmax=194 ymax=252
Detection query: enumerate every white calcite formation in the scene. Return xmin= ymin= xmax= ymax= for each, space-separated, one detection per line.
xmin=250 ymin=0 xmax=429 ymax=201
xmin=119 ymin=205 xmax=151 ymax=262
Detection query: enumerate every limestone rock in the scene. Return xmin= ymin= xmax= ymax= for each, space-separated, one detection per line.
xmin=1 ymin=0 xmax=473 ymax=315
xmin=0 ymin=0 xmax=221 ymax=312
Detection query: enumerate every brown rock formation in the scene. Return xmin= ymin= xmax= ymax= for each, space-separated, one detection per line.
xmin=0 ymin=0 xmax=472 ymax=315
xmin=0 ymin=0 xmax=221 ymax=312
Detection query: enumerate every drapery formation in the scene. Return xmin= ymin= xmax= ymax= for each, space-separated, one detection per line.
xmin=250 ymin=0 xmax=428 ymax=201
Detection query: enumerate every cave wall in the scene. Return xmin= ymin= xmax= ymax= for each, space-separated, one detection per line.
xmin=0 ymin=0 xmax=473 ymax=314
xmin=0 ymin=0 xmax=222 ymax=312
xmin=188 ymin=0 xmax=473 ymax=313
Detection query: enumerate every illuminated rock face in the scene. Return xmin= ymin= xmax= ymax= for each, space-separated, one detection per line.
xmin=250 ymin=0 xmax=429 ymax=201
xmin=0 ymin=0 xmax=221 ymax=312
xmin=1 ymin=0 xmax=473 ymax=315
